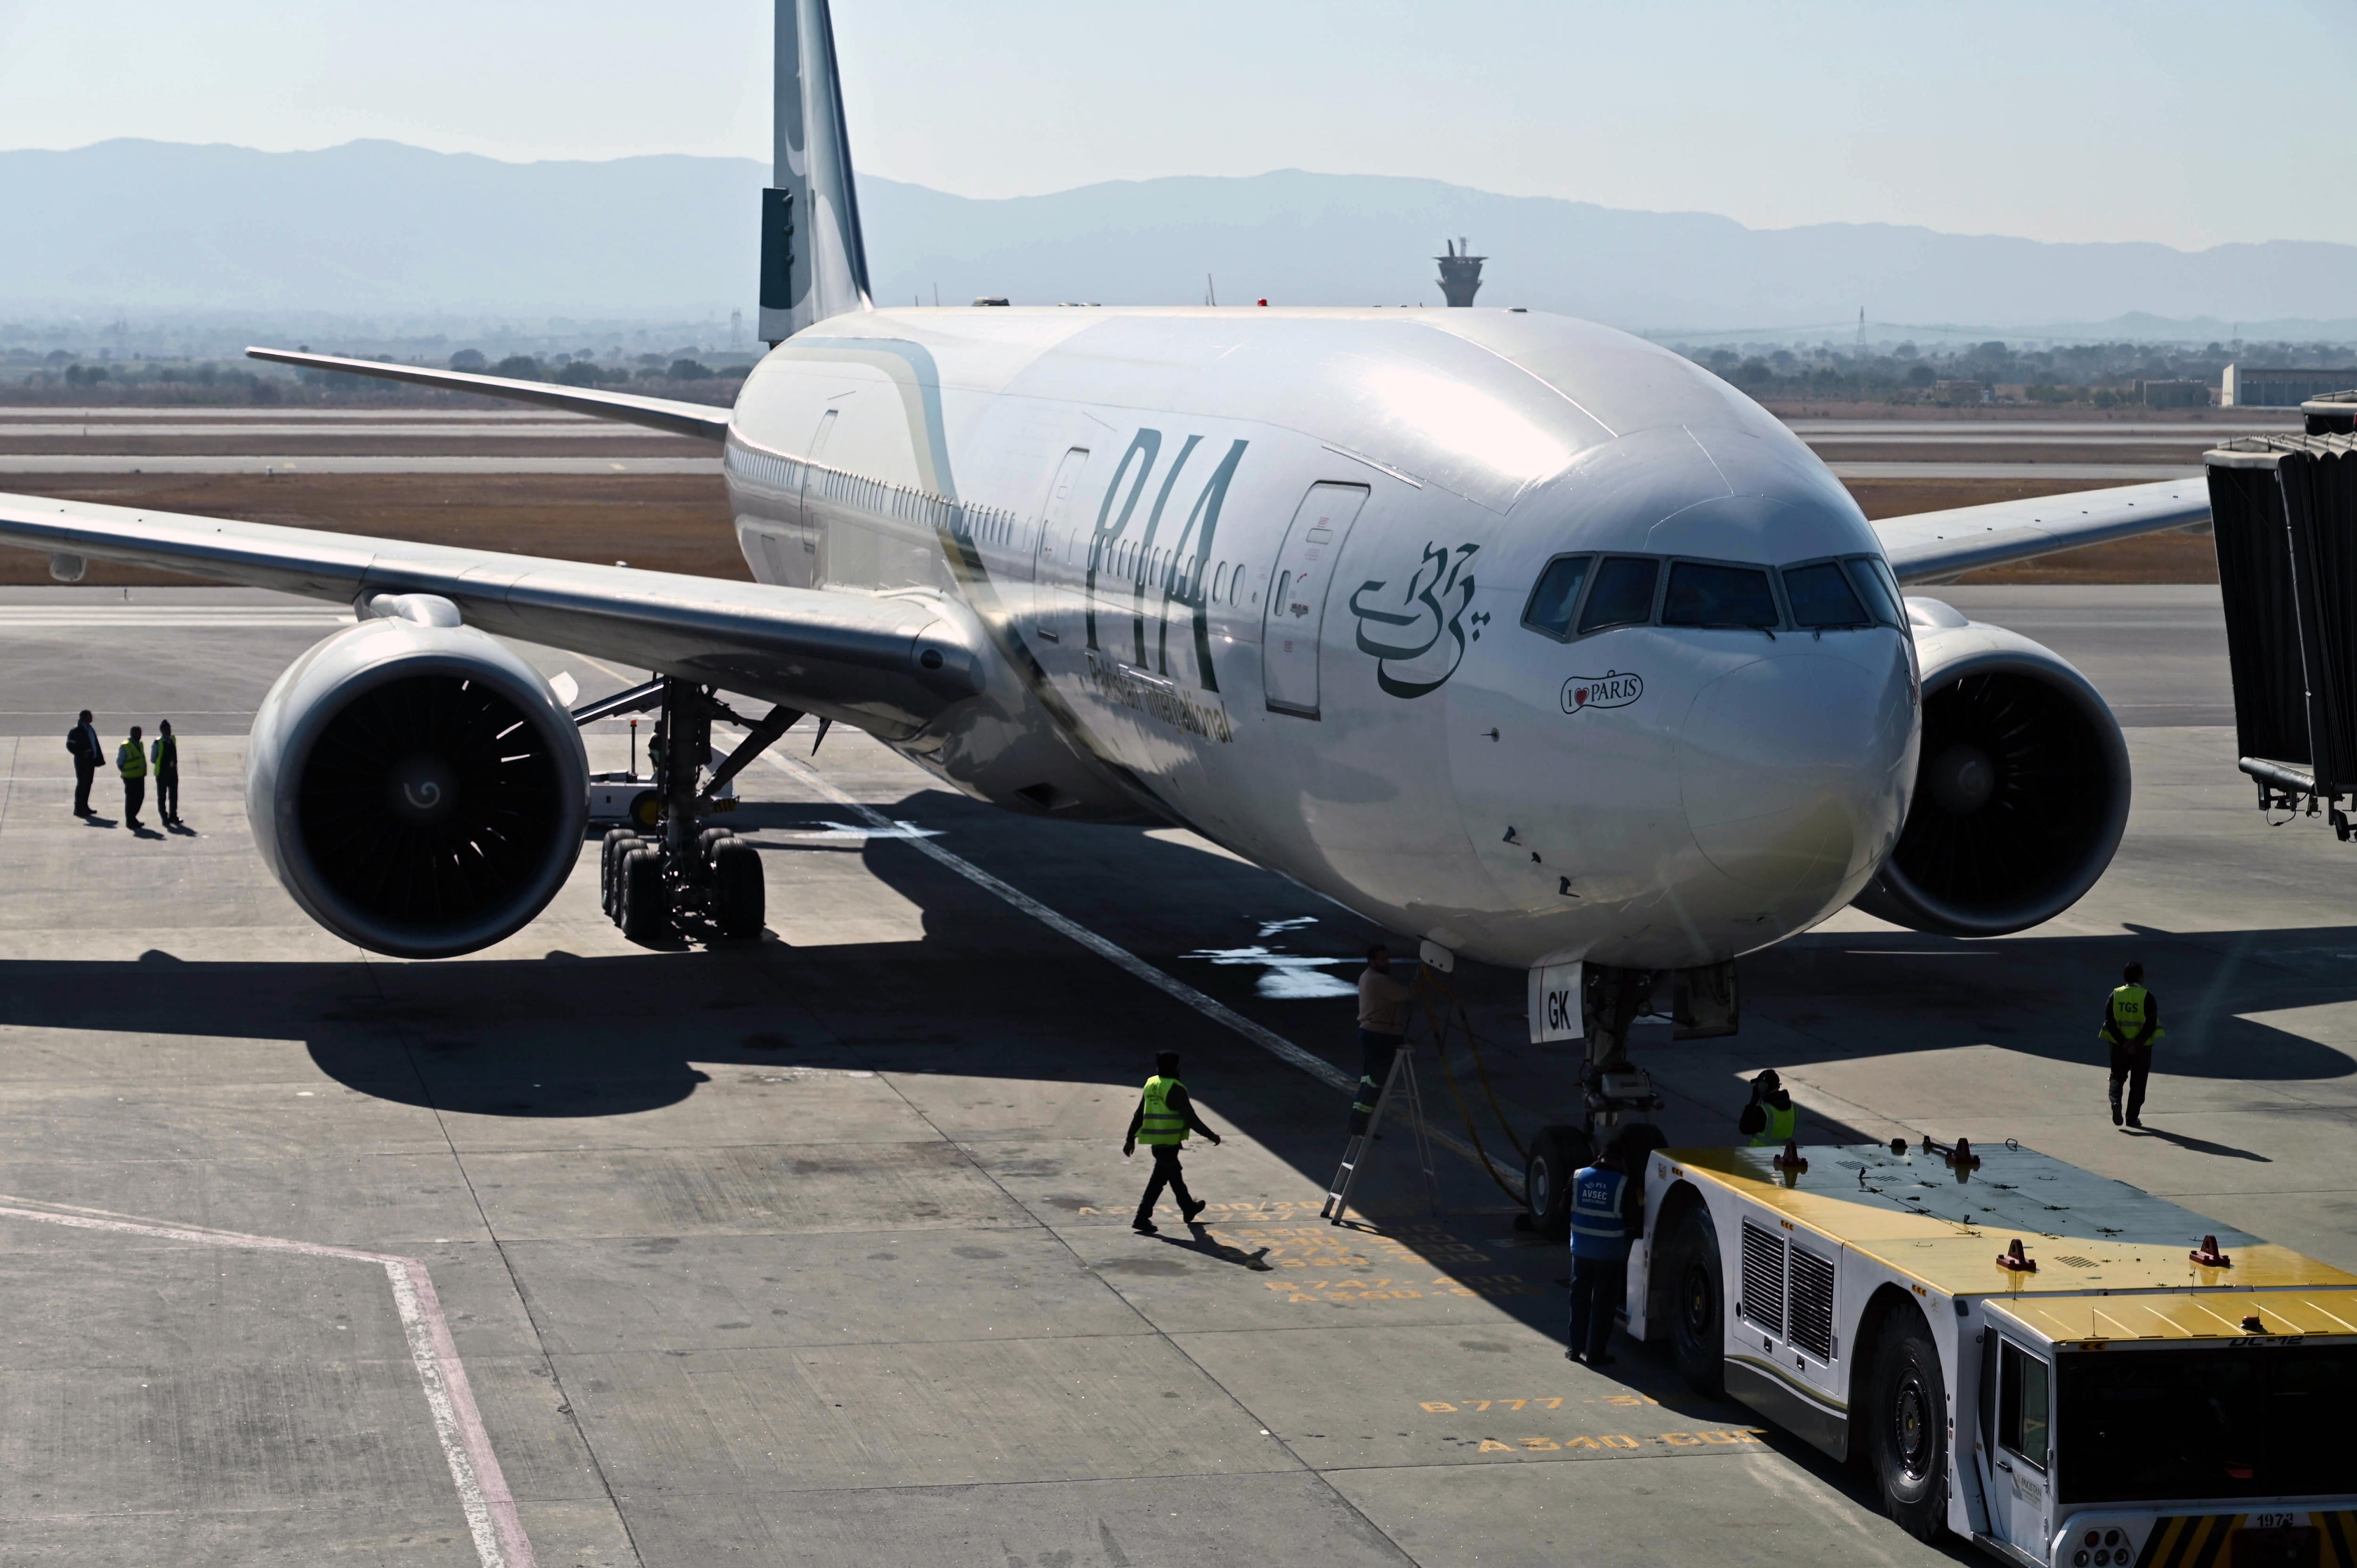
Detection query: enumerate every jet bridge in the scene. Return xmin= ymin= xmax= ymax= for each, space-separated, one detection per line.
xmin=2205 ymin=416 xmax=2357 ymax=834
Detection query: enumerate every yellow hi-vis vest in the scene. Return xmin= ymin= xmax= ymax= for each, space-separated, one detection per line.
xmin=2102 ymin=984 xmax=2161 ymax=1045
xmin=1749 ymin=1098 xmax=1797 ymax=1147
xmin=1138 ymin=1075 xmax=1189 ymax=1146
xmin=116 ymin=740 xmax=148 ymax=779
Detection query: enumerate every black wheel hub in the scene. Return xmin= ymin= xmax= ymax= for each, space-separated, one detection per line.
xmin=1891 ymin=1369 xmax=1932 ymax=1480
xmin=1681 ymin=1260 xmax=1714 ymax=1340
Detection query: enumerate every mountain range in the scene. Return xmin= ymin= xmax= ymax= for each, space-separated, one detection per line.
xmin=5 ymin=139 xmax=2355 ymax=343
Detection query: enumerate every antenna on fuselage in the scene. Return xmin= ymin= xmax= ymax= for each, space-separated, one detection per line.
xmin=759 ymin=0 xmax=874 ymax=347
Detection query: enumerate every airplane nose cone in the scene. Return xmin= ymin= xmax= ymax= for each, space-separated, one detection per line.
xmin=1679 ymin=652 xmax=1912 ymax=899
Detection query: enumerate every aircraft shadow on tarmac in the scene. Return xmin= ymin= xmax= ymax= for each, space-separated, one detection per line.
xmin=5 ymin=785 xmax=2347 ymax=1126
xmin=10 ymin=788 xmax=2340 ymax=1433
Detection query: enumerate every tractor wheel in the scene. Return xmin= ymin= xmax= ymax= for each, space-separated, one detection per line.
xmin=1663 ymin=1202 xmax=1725 ymax=1396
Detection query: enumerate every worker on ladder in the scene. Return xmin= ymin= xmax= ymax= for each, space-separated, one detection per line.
xmin=1351 ymin=944 xmax=1421 ymax=1133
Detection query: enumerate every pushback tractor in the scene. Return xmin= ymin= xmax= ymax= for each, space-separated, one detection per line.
xmin=1629 ymin=1140 xmax=2357 ymax=1568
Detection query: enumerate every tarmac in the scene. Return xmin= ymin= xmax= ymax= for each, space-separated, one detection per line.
xmin=0 ymin=581 xmax=2350 ymax=1568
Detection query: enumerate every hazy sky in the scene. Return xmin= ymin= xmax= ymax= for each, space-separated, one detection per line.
xmin=2 ymin=0 xmax=2350 ymax=251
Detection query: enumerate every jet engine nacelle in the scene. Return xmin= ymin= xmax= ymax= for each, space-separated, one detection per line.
xmin=247 ymin=613 xmax=589 ymax=957
xmin=1850 ymin=600 xmax=2130 ymax=938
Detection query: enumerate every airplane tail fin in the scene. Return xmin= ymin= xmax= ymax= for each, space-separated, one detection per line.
xmin=759 ymin=0 xmax=873 ymax=344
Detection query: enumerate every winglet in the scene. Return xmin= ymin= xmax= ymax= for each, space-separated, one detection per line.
xmin=760 ymin=0 xmax=873 ymax=345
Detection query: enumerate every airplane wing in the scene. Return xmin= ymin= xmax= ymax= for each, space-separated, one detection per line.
xmin=1871 ymin=477 xmax=2211 ymax=585
xmin=245 ymin=347 xmax=732 ymax=441
xmin=0 ymin=490 xmax=985 ymax=738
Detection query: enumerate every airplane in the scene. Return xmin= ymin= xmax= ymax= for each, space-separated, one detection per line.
xmin=0 ymin=0 xmax=2209 ymax=1185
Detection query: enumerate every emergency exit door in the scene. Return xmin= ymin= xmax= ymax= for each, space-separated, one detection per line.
xmin=1262 ymin=483 xmax=1367 ymax=718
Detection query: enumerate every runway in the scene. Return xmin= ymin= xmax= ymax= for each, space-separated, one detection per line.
xmin=1825 ymin=462 xmax=2204 ymax=480
xmin=0 ymin=583 xmax=2348 ymax=1566
xmin=0 ymin=405 xmax=2271 ymax=482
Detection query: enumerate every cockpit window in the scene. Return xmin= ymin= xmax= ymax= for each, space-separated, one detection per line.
xmin=1662 ymin=561 xmax=1780 ymax=629
xmin=1782 ymin=561 xmax=1871 ymax=627
xmin=1578 ymin=557 xmax=1659 ymax=634
xmin=1845 ymin=556 xmax=1905 ymax=627
xmin=1522 ymin=554 xmax=1592 ymax=639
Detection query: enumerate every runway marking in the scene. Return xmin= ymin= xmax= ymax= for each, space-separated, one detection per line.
xmin=1423 ymin=1394 xmax=1660 ymax=1411
xmin=1265 ymin=1273 xmax=1541 ymax=1304
xmin=746 ymin=744 xmax=1516 ymax=1191
xmin=1464 ymin=1431 xmax=1764 ymax=1454
xmin=0 ymin=1196 xmax=534 ymax=1568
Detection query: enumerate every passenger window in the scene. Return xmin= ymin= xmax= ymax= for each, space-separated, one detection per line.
xmin=1998 ymin=1340 xmax=2050 ymax=1470
xmin=1522 ymin=554 xmax=1592 ymax=639
xmin=1577 ymin=557 xmax=1659 ymax=634
xmin=1783 ymin=561 xmax=1870 ymax=627
xmin=1663 ymin=561 xmax=1780 ymax=628
xmin=1845 ymin=557 xmax=1905 ymax=627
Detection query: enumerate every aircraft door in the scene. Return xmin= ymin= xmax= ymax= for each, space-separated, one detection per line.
xmin=1031 ymin=446 xmax=1090 ymax=584
xmin=1262 ymin=483 xmax=1368 ymax=718
xmin=787 ymin=407 xmax=840 ymax=586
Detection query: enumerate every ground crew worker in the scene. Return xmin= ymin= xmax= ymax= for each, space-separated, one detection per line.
xmin=66 ymin=709 xmax=101 ymax=817
xmin=116 ymin=724 xmax=149 ymax=831
xmin=150 ymin=719 xmax=181 ymax=827
xmin=1739 ymin=1069 xmax=1797 ymax=1146
xmin=2101 ymin=961 xmax=2162 ymax=1128
xmin=1123 ymin=1050 xmax=1221 ymax=1234
xmin=1566 ymin=1136 xmax=1645 ymax=1366
xmin=1351 ymin=944 xmax=1420 ymax=1133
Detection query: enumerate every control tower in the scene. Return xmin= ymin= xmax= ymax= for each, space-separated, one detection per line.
xmin=1435 ymin=238 xmax=1485 ymax=307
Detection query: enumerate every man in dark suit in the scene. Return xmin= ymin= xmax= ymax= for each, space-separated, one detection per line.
xmin=151 ymin=719 xmax=181 ymax=826
xmin=66 ymin=710 xmax=101 ymax=817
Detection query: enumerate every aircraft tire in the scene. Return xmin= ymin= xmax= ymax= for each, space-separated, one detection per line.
xmin=712 ymin=840 xmax=764 ymax=940
xmin=1663 ymin=1203 xmax=1725 ymax=1396
xmin=602 ymin=830 xmax=640 ymax=919
xmin=1524 ymin=1125 xmax=1591 ymax=1241
xmin=1867 ymin=1306 xmax=1949 ymax=1542
xmin=619 ymin=847 xmax=667 ymax=941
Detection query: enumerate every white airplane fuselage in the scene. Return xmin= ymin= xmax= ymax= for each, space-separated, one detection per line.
xmin=722 ymin=305 xmax=1919 ymax=973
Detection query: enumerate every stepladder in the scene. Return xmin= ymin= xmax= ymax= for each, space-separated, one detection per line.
xmin=1320 ymin=1042 xmax=1440 ymax=1226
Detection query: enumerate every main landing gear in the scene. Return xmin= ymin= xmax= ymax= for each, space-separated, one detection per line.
xmin=591 ymin=677 xmax=799 ymax=944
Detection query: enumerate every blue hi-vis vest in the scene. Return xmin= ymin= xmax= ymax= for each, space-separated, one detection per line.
xmin=1569 ymin=1166 xmax=1631 ymax=1260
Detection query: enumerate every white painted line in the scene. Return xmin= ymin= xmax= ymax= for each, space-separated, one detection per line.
xmin=745 ymin=746 xmax=1511 ymax=1194
xmin=754 ymin=748 xmax=1353 ymax=1094
xmin=0 ymin=1197 xmax=534 ymax=1568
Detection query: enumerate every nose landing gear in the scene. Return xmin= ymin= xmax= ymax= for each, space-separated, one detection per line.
xmin=589 ymin=677 xmax=796 ymax=944
xmin=1519 ymin=965 xmax=1669 ymax=1237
